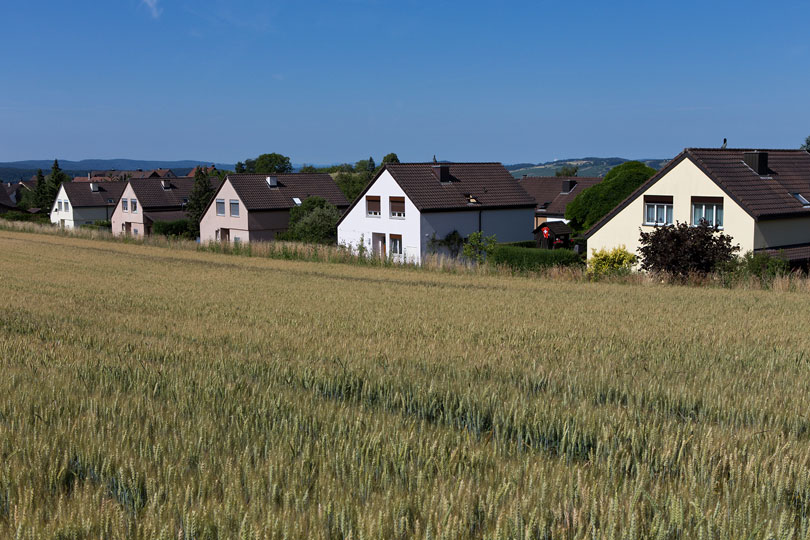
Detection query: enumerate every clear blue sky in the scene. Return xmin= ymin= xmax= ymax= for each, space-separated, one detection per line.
xmin=2 ymin=0 xmax=809 ymax=165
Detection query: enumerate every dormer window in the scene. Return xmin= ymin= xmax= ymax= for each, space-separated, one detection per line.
xmin=792 ymin=193 xmax=810 ymax=208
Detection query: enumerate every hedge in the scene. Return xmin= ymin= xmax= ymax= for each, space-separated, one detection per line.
xmin=489 ymin=245 xmax=583 ymax=271
xmin=153 ymin=218 xmax=194 ymax=238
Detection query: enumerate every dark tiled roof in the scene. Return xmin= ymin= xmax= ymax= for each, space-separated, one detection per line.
xmin=63 ymin=181 xmax=127 ymax=208
xmin=129 ymin=177 xmax=221 ymax=210
xmin=519 ymin=176 xmax=602 ymax=216
xmin=225 ymin=174 xmax=349 ymax=211
xmin=585 ymin=149 xmax=810 ymax=239
xmin=757 ymin=243 xmax=810 ymax=263
xmin=381 ymin=162 xmax=535 ymax=212
xmin=686 ymin=148 xmax=810 ymax=219
xmin=144 ymin=210 xmax=189 ymax=224
xmin=534 ymin=220 xmax=572 ymax=235
xmin=0 ymin=185 xmax=15 ymax=209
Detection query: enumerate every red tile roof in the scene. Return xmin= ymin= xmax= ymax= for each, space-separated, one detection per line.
xmin=225 ymin=173 xmax=349 ymax=211
xmin=519 ymin=176 xmax=602 ymax=216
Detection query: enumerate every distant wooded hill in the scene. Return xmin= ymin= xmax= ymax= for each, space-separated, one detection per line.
xmin=507 ymin=157 xmax=669 ymax=178
xmin=0 ymin=159 xmax=236 ymax=182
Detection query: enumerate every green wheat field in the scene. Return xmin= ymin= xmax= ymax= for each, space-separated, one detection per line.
xmin=3 ymin=229 xmax=810 ymax=539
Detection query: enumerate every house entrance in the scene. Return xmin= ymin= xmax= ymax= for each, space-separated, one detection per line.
xmin=372 ymin=233 xmax=386 ymax=258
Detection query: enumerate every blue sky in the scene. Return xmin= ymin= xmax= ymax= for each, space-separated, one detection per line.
xmin=1 ymin=0 xmax=809 ymax=165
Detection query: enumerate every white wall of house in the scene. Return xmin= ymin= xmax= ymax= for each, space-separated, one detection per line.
xmin=49 ymin=186 xmax=113 ymax=228
xmin=200 ymin=179 xmax=251 ymax=243
xmin=111 ymin=184 xmax=146 ymax=237
xmin=755 ymin=217 xmax=810 ymax=249
xmin=337 ymin=170 xmax=422 ymax=263
xmin=587 ymin=158 xmax=755 ymax=259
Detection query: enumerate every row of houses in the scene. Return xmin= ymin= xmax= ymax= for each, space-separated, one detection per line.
xmin=7 ymin=147 xmax=810 ymax=266
xmin=36 ymin=162 xmax=584 ymax=263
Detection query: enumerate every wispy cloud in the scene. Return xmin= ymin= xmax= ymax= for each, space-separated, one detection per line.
xmin=142 ymin=0 xmax=162 ymax=19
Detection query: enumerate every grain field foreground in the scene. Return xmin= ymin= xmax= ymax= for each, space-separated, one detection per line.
xmin=3 ymin=230 xmax=810 ymax=539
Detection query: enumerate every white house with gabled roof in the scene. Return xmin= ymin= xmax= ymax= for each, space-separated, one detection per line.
xmin=337 ymin=162 xmax=536 ymax=264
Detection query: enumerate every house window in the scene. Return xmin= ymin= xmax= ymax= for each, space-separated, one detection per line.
xmin=133 ymin=228 xmax=139 ymax=235
xmin=292 ymin=197 xmax=302 ymax=206
xmin=58 ymin=201 xmax=63 ymax=212
xmin=366 ymin=196 xmax=381 ymax=216
xmin=230 ymin=200 xmax=240 ymax=217
xmin=122 ymin=199 xmax=128 ymax=212
xmin=64 ymin=201 xmax=70 ymax=212
xmin=216 ymin=199 xmax=225 ymax=216
xmin=692 ymin=198 xmax=723 ymax=228
xmin=131 ymin=199 xmax=138 ymax=213
xmin=643 ymin=196 xmax=673 ymax=225
xmin=792 ymin=193 xmax=810 ymax=208
xmin=390 ymin=234 xmax=403 ymax=255
xmin=390 ymin=197 xmax=405 ymax=218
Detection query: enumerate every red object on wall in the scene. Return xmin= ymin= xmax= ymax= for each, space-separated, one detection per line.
xmin=542 ymin=226 xmax=550 ymax=239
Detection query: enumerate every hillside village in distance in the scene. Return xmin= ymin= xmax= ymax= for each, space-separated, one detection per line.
xmin=3 ymin=141 xmax=810 ymax=271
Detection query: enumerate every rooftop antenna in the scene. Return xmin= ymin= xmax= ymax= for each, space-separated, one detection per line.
xmin=721 ymin=138 xmax=727 ymax=149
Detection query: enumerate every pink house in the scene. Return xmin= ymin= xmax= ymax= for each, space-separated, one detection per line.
xmin=111 ymin=177 xmax=220 ymax=237
xmin=200 ymin=173 xmax=349 ymax=243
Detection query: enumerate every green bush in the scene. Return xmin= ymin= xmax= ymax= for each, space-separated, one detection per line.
xmin=0 ymin=210 xmax=50 ymax=224
xmin=462 ymin=231 xmax=497 ymax=264
xmin=153 ymin=219 xmax=195 ymax=239
xmin=718 ymin=251 xmax=791 ymax=285
xmin=587 ymin=246 xmax=637 ymax=279
xmin=489 ymin=245 xmax=582 ymax=271
xmin=499 ymin=240 xmax=537 ymax=248
xmin=565 ymin=161 xmax=656 ymax=233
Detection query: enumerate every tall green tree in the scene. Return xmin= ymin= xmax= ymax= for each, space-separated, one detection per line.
xmin=565 ymin=161 xmax=656 ymax=233
xmin=556 ymin=165 xmax=579 ymax=177
xmin=250 ymin=153 xmax=293 ymax=174
xmin=801 ymin=135 xmax=810 ymax=151
xmin=381 ymin=153 xmax=400 ymax=164
xmin=278 ymin=197 xmax=341 ymax=244
xmin=234 ymin=161 xmax=246 ymax=173
xmin=38 ymin=160 xmax=69 ymax=210
xmin=186 ymin=167 xmax=216 ymax=236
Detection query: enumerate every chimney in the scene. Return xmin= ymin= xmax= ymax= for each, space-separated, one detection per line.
xmin=161 ymin=179 xmax=172 ymax=190
xmin=561 ymin=179 xmax=577 ymax=193
xmin=266 ymin=176 xmax=278 ymax=188
xmin=743 ymin=151 xmax=769 ymax=175
xmin=89 ymin=182 xmax=99 ymax=192
xmin=432 ymin=164 xmax=450 ymax=182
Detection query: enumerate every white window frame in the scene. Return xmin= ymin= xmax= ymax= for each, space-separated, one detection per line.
xmin=644 ymin=203 xmax=673 ymax=226
xmin=64 ymin=201 xmax=69 ymax=212
xmin=692 ymin=202 xmax=723 ymax=229
xmin=366 ymin=196 xmax=381 ymax=217
xmin=57 ymin=201 xmax=63 ymax=212
xmin=216 ymin=199 xmax=225 ymax=216
xmin=229 ymin=199 xmax=240 ymax=217
xmin=131 ymin=199 xmax=138 ymax=213
xmin=390 ymin=234 xmax=403 ymax=256
xmin=122 ymin=199 xmax=128 ymax=212
xmin=389 ymin=197 xmax=406 ymax=219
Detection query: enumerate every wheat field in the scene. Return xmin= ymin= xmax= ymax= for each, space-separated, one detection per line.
xmin=2 ymin=229 xmax=810 ymax=539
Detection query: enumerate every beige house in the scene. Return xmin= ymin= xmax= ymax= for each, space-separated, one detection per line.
xmin=111 ymin=177 xmax=220 ymax=237
xmin=199 ymin=173 xmax=349 ymax=243
xmin=586 ymin=148 xmax=810 ymax=265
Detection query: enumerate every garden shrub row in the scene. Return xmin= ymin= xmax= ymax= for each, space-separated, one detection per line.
xmin=489 ymin=245 xmax=582 ymax=271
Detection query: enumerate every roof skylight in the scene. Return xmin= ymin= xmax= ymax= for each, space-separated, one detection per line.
xmin=792 ymin=193 xmax=810 ymax=207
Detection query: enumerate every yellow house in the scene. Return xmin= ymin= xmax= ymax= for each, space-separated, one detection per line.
xmin=585 ymin=148 xmax=810 ymax=265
